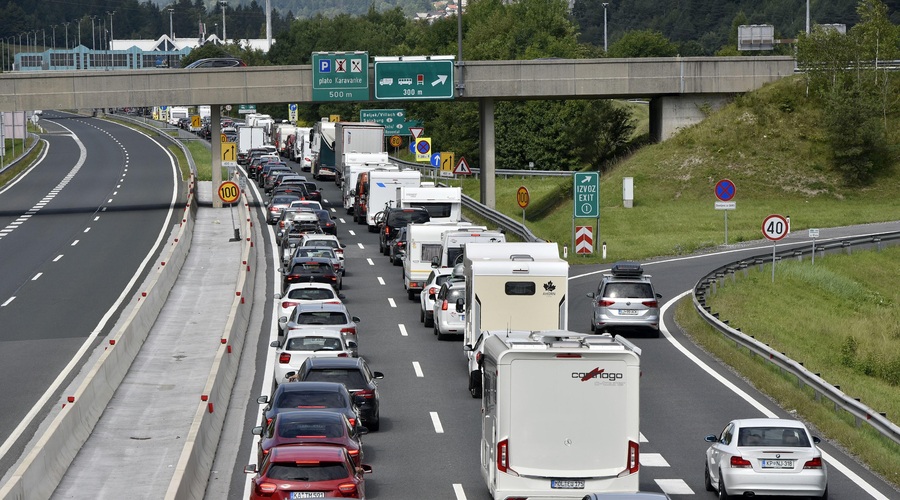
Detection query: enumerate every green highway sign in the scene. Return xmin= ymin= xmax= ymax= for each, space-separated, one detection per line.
xmin=374 ymin=57 xmax=455 ymax=100
xmin=237 ymin=104 xmax=256 ymax=114
xmin=573 ymin=172 xmax=600 ymax=218
xmin=312 ymin=52 xmax=369 ymax=102
xmin=360 ymin=109 xmax=408 ymax=135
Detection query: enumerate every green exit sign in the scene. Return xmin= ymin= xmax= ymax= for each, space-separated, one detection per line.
xmin=374 ymin=57 xmax=455 ymax=100
xmin=312 ymin=52 xmax=369 ymax=102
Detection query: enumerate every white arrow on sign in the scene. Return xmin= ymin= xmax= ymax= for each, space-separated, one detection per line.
xmin=432 ymin=75 xmax=448 ymax=86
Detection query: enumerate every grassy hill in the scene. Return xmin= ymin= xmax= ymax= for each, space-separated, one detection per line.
xmin=461 ymin=75 xmax=900 ymax=262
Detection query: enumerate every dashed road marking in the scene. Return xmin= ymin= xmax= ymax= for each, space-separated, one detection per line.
xmin=412 ymin=361 xmax=423 ymax=377
xmin=388 ymin=298 xmax=396 ymax=308
xmin=377 ymin=277 xmax=385 ymax=285
xmin=453 ymin=483 xmax=466 ymax=499
xmin=367 ymin=258 xmax=374 ymax=266
xmin=656 ymin=479 xmax=694 ymax=495
xmin=31 ymin=273 xmax=42 ymax=281
xmin=398 ymin=324 xmax=408 ymax=336
xmin=641 ymin=453 xmax=669 ymax=467
xmin=430 ymin=412 xmax=444 ymax=433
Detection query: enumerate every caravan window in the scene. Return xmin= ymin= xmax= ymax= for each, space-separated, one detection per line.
xmin=422 ymin=244 xmax=443 ymax=263
xmin=447 ymin=247 xmax=464 ymax=266
xmin=505 ymin=282 xmax=536 ymax=296
xmin=410 ymin=202 xmax=452 ymax=218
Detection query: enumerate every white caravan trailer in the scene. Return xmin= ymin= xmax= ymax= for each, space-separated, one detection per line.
xmin=290 ymin=127 xmax=313 ymax=169
xmin=436 ymin=229 xmax=506 ymax=268
xmin=364 ymin=170 xmax=422 ymax=229
xmin=403 ymin=222 xmax=486 ymax=299
xmin=479 ymin=331 xmax=641 ymax=499
xmin=396 ymin=186 xmax=462 ymax=224
xmin=341 ymin=157 xmax=396 ymax=214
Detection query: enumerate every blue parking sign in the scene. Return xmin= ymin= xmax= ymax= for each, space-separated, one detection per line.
xmin=319 ymin=59 xmax=331 ymax=73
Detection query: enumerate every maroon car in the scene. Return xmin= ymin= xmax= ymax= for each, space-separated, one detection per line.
xmin=251 ymin=410 xmax=367 ymax=466
xmin=244 ymin=445 xmax=372 ymax=499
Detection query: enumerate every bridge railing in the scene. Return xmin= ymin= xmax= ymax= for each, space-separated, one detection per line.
xmin=692 ymin=231 xmax=900 ymax=446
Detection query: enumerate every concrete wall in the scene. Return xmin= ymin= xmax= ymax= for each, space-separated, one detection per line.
xmin=650 ymin=94 xmax=732 ymax=142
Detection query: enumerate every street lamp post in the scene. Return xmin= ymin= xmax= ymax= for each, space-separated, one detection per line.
xmin=107 ymin=11 xmax=115 ymax=50
xmin=168 ymin=8 xmax=174 ymax=41
xmin=51 ymin=25 xmax=56 ymax=50
xmin=602 ymin=3 xmax=609 ymax=53
xmin=91 ymin=16 xmax=96 ymax=50
xmin=220 ymin=1 xmax=227 ymax=42
xmin=63 ymin=22 xmax=70 ymax=50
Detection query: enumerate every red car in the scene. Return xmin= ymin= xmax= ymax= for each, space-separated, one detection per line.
xmin=251 ymin=410 xmax=367 ymax=466
xmin=245 ymin=445 xmax=372 ymax=499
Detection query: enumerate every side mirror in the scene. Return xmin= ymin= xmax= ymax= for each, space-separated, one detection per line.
xmin=373 ymin=371 xmax=384 ymax=380
xmin=586 ymin=292 xmax=596 ymax=299
xmin=656 ymin=293 xmax=663 ymax=299
xmin=360 ymin=464 xmax=373 ymax=474
xmin=251 ymin=426 xmax=263 ymax=436
xmin=285 ymin=371 xmax=296 ymax=380
xmin=428 ymin=292 xmax=436 ymax=300
xmin=278 ymin=317 xmax=288 ymax=328
xmin=244 ymin=464 xmax=258 ymax=474
xmin=456 ymin=298 xmax=465 ymax=313
xmin=338 ymin=293 xmax=346 ymax=300
xmin=357 ymin=426 xmax=369 ymax=435
xmin=269 ymin=340 xmax=281 ymax=348
xmin=352 ymin=316 xmax=361 ymax=323
xmin=347 ymin=341 xmax=358 ymax=350
xmin=704 ymin=434 xmax=717 ymax=443
xmin=257 ymin=395 xmax=269 ymax=405
xmin=463 ymin=344 xmax=473 ymax=352
xmin=274 ymin=292 xmax=283 ymax=300
xmin=813 ymin=436 xmax=821 ymax=444
xmin=341 ymin=244 xmax=347 ymax=248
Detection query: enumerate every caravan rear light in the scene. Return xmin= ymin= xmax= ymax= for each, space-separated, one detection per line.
xmin=497 ymin=439 xmax=509 ymax=473
xmin=556 ymin=353 xmax=582 ymax=358
xmin=441 ymin=300 xmax=448 ymax=311
xmin=627 ymin=440 xmax=640 ymax=474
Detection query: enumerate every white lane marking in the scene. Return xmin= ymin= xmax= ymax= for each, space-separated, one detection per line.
xmin=640 ymin=453 xmax=669 ymax=467
xmin=339 ymin=218 xmax=346 ymax=224
xmin=656 ymin=479 xmax=693 ymax=495
xmin=661 ymin=291 xmax=891 ymax=500
xmin=366 ymin=258 xmax=374 ymax=266
xmin=83 ymin=227 xmax=91 ymax=233
xmin=31 ymin=273 xmax=42 ymax=281
xmin=388 ymin=298 xmax=396 ymax=308
xmin=412 ymin=361 xmax=423 ymax=377
xmin=93 ymin=216 xmax=100 ymax=221
xmin=53 ymin=255 xmax=63 ymax=262
xmin=398 ymin=324 xmax=408 ymax=337
xmin=349 ymin=230 xmax=356 ymax=236
xmin=330 ymin=207 xmax=336 ymax=212
xmin=113 ymin=191 xmax=118 ymax=196
xmin=1 ymin=297 xmax=15 ymax=307
xmin=377 ymin=277 xmax=385 ymax=285
xmin=453 ymin=483 xmax=467 ymax=499
xmin=107 ymin=198 xmax=113 ymax=203
xmin=71 ymin=240 xmax=79 ymax=246
xmin=640 ymin=433 xmax=648 ymax=442
xmin=430 ymin=412 xmax=444 ymax=433
xmin=357 ymin=243 xmax=364 ymax=249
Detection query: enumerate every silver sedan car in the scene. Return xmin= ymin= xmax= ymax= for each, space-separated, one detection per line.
xmin=704 ymin=418 xmax=828 ymax=499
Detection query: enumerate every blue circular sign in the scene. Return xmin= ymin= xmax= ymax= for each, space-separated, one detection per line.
xmin=416 ymin=140 xmax=431 ymax=154
xmin=409 ymin=141 xmax=416 ymax=154
xmin=289 ymin=103 xmax=297 ymax=111
xmin=715 ymin=179 xmax=736 ymax=202
xmin=160 ymin=105 xmax=168 ymax=110
xmin=430 ymin=153 xmax=441 ymax=167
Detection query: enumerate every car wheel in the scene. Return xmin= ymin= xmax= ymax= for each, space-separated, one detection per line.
xmin=704 ymin=463 xmax=714 ymax=492
xmin=469 ymin=371 xmax=482 ymax=398
xmin=408 ymin=289 xmax=417 ymax=300
xmin=368 ymin=412 xmax=380 ymax=432
xmin=717 ymin=470 xmax=730 ymax=500
xmin=424 ymin=313 xmax=434 ymax=328
xmin=419 ymin=307 xmax=425 ymax=323
xmin=819 ymin=487 xmax=828 ymax=500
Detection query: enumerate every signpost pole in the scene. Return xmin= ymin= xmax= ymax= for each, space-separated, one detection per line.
xmin=812 ymin=237 xmax=816 ymax=265
xmin=772 ymin=241 xmax=776 ymax=282
xmin=724 ymin=211 xmax=728 ymax=245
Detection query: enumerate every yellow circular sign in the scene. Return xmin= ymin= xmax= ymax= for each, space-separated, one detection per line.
xmin=389 ymin=135 xmax=402 ymax=147
xmin=218 ymin=181 xmax=241 ymax=204
xmin=516 ymin=186 xmax=530 ymax=209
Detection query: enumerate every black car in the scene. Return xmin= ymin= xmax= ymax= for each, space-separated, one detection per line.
xmin=256 ymin=381 xmax=361 ymax=428
xmin=282 ymin=257 xmax=341 ymax=291
xmin=376 ymin=207 xmax=430 ymax=255
xmin=387 ymin=226 xmax=408 ymax=266
xmin=294 ymin=357 xmax=384 ymax=431
xmin=303 ymin=182 xmax=322 ymax=202
xmin=271 ymin=184 xmax=310 ymax=201
xmin=315 ymin=209 xmax=337 ymax=235
xmin=183 ymin=57 xmax=247 ymax=68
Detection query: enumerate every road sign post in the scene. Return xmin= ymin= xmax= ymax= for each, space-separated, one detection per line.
xmin=517 ymin=186 xmax=529 ymax=226
xmin=221 ymin=142 xmax=237 ymax=167
xmin=374 ymin=56 xmax=455 ymax=100
xmin=715 ymin=179 xmax=737 ymax=245
xmin=762 ymin=214 xmax=789 ymax=282
xmin=575 ymin=226 xmax=594 ymax=254
xmin=809 ymin=228 xmax=820 ymax=265
xmin=218 ymin=180 xmax=242 ymax=241
xmin=312 ymin=52 xmax=369 ymax=102
xmin=573 ymin=172 xmax=600 ymax=259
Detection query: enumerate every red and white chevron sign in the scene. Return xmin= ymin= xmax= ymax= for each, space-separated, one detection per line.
xmin=575 ymin=226 xmax=593 ymax=254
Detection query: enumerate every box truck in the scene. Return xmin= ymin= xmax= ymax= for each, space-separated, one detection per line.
xmin=403 ymin=222 xmax=487 ymax=300
xmin=311 ymin=120 xmax=337 ymax=180
xmin=334 ymin=122 xmax=385 ymax=184
xmin=237 ymin=126 xmax=267 ymax=157
xmin=479 ymin=330 xmax=641 ymax=499
xmin=274 ymin=123 xmax=296 ymax=156
xmin=396 ymin=186 xmax=462 ymax=224
xmin=362 ymin=170 xmax=422 ymax=230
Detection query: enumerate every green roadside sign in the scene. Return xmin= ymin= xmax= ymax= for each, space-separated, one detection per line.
xmin=374 ymin=57 xmax=454 ymax=100
xmin=312 ymin=52 xmax=369 ymax=102
xmin=360 ymin=109 xmax=407 ymax=135
xmin=574 ymin=172 xmax=600 ymax=218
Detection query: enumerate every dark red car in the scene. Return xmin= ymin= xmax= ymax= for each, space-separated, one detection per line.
xmin=251 ymin=410 xmax=367 ymax=466
xmin=244 ymin=444 xmax=372 ymax=499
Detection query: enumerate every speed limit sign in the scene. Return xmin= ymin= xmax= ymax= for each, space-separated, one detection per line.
xmin=218 ymin=181 xmax=241 ymax=204
xmin=762 ymin=214 xmax=788 ymax=241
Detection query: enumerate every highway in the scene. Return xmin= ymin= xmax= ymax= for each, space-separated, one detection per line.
xmin=0 ymin=113 xmax=182 ymax=478
xmin=220 ymin=153 xmax=900 ymax=499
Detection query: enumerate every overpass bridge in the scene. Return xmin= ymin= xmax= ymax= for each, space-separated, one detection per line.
xmin=0 ymin=56 xmax=797 ymax=207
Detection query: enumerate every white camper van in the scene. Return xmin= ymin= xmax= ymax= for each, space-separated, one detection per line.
xmin=479 ymin=331 xmax=641 ymax=499
xmin=290 ymin=127 xmax=313 ymax=170
xmin=342 ymin=156 xmax=396 ymax=214
xmin=403 ymin=223 xmax=487 ymax=300
xmin=462 ymin=242 xmax=568 ymax=396
xmin=396 ymin=186 xmax=462 ymax=224
xmin=364 ymin=170 xmax=422 ymax=230
xmin=436 ymin=229 xmax=506 ymax=268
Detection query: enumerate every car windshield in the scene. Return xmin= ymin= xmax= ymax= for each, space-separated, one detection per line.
xmin=278 ymin=391 xmax=347 ymax=409
xmin=602 ymin=282 xmax=654 ymax=299
xmin=387 ymin=210 xmax=430 ymax=226
xmin=272 ymin=196 xmax=300 ymax=205
xmin=286 ymin=336 xmax=344 ymax=351
xmin=305 ymin=240 xmax=339 ymax=250
xmin=266 ymin=462 xmax=349 ymax=481
xmin=304 ymin=369 xmax=367 ymax=388
xmin=290 ymin=263 xmax=331 ymax=275
xmin=295 ymin=312 xmax=348 ymax=325
xmin=278 ymin=421 xmax=344 ymax=438
xmin=287 ymin=288 xmax=336 ymax=301
xmin=295 ymin=249 xmax=334 ymax=259
xmin=738 ymin=426 xmax=811 ymax=447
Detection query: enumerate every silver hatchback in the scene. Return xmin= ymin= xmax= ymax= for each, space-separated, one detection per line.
xmin=587 ymin=261 xmax=661 ymax=336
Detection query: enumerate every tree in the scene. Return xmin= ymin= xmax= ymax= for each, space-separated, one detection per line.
xmin=607 ymin=29 xmax=678 ymax=58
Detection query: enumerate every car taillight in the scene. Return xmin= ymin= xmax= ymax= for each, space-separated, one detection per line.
xmin=281 ymin=301 xmax=299 ymax=309
xmin=475 ymin=352 xmax=482 ymax=363
xmin=428 ymin=287 xmax=437 ymax=295
xmin=626 ymin=440 xmax=640 ymax=474
xmin=348 ymin=418 xmax=356 ymax=427
xmin=441 ymin=300 xmax=448 ymax=311
xmin=348 ymin=449 xmax=359 ymax=457
xmin=730 ymin=456 xmax=752 ymax=468
xmin=338 ymin=352 xmax=348 ymax=357
xmin=262 ymin=449 xmax=269 ymax=456
xmin=804 ymin=457 xmax=823 ymax=469
xmin=279 ymin=353 xmax=291 ymax=364
xmin=497 ymin=439 xmax=509 ymax=473
xmin=329 ymin=276 xmax=337 ymax=282
xmin=398 ymin=241 xmax=405 ymax=248
xmin=642 ymin=300 xmax=659 ymax=307
xmin=355 ymin=389 xmax=375 ymax=399
xmin=266 ymin=418 xmax=273 ymax=426
xmin=258 ymin=482 xmax=277 ymax=494
xmin=384 ymin=227 xmax=390 ymax=235
xmin=338 ymin=482 xmax=357 ymax=494
xmin=599 ymin=299 xmax=615 ymax=307
xmin=341 ymin=327 xmax=357 ymax=335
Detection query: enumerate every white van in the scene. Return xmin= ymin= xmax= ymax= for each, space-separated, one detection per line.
xmin=396 ymin=186 xmax=462 ymax=224
xmin=403 ymin=222 xmax=486 ymax=300
xmin=167 ymin=106 xmax=189 ymax=126
xmin=436 ymin=229 xmax=506 ymax=268
xmin=480 ymin=331 xmax=641 ymax=499
xmin=291 ymin=127 xmax=313 ymax=170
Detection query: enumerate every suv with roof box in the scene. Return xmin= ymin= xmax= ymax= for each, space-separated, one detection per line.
xmin=587 ymin=261 xmax=662 ymax=336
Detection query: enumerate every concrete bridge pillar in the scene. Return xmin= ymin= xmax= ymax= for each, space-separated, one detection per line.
xmin=649 ymin=93 xmax=731 ymax=142
xmin=479 ymin=98 xmax=496 ymax=208
xmin=212 ymin=105 xmax=222 ymax=208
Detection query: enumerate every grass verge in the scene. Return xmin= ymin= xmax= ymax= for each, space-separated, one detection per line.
xmin=1 ymin=137 xmax=44 ymax=186
xmin=674 ymin=246 xmax=900 ymax=489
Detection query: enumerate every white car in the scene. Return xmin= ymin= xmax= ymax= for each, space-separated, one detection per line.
xmin=419 ymin=267 xmax=455 ymax=327
xmin=289 ymin=200 xmax=323 ymax=211
xmin=269 ymin=329 xmax=356 ymax=386
xmin=704 ymin=418 xmax=828 ymax=499
xmin=298 ymin=234 xmax=346 ymax=264
xmin=275 ymin=283 xmax=344 ymax=322
xmin=279 ymin=302 xmax=360 ymax=356
xmin=432 ymin=279 xmax=466 ymax=341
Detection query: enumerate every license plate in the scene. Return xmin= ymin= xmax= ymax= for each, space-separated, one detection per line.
xmin=291 ymin=493 xmax=326 ymax=499
xmin=550 ymin=479 xmax=585 ymax=489
xmin=761 ymin=459 xmax=794 ymax=469
xmin=619 ymin=309 xmax=638 ymax=315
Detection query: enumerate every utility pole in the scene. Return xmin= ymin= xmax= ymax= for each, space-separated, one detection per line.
xmin=220 ymin=1 xmax=227 ymax=42
xmin=602 ymin=3 xmax=609 ymax=53
xmin=168 ymin=8 xmax=175 ymax=41
xmin=91 ymin=16 xmax=96 ymax=50
xmin=51 ymin=25 xmax=56 ymax=50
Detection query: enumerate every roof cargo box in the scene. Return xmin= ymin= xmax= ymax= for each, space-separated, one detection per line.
xmin=611 ymin=261 xmax=644 ymax=278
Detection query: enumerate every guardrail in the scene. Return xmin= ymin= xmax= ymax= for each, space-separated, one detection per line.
xmin=0 ymin=132 xmax=40 ymax=177
xmin=692 ymin=231 xmax=900 ymax=446
xmin=389 ymin=156 xmax=574 ymax=178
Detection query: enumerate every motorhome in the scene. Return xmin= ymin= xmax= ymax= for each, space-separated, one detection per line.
xmin=290 ymin=127 xmax=313 ymax=170
xmin=274 ymin=124 xmax=296 ymax=156
xmin=334 ymin=122 xmax=386 ymax=183
xmin=435 ymin=229 xmax=506 ymax=268
xmin=246 ymin=113 xmax=275 ymax=137
xmin=479 ymin=330 xmax=641 ymax=499
xmin=362 ymin=170 xmax=422 ymax=230
xmin=311 ymin=120 xmax=337 ymax=180
xmin=403 ymin=223 xmax=486 ymax=300
xmin=167 ymin=106 xmax=189 ymax=126
xmin=342 ymin=155 xmax=396 ymax=214
xmin=396 ymin=186 xmax=462 ymax=224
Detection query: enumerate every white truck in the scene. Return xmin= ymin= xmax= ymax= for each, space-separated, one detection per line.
xmin=237 ymin=126 xmax=267 ymax=156
xmin=396 ymin=186 xmax=462 ymax=224
xmin=479 ymin=330 xmax=641 ymax=499
xmin=403 ymin=222 xmax=487 ymax=300
xmin=462 ymin=242 xmax=569 ymax=397
xmin=334 ymin=122 xmax=385 ymax=185
xmin=341 ymin=154 xmax=395 ymax=214
xmin=274 ymin=123 xmax=296 ymax=156
xmin=290 ymin=127 xmax=313 ymax=170
xmin=435 ymin=229 xmax=506 ymax=268
xmin=364 ymin=170 xmax=422 ymax=230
